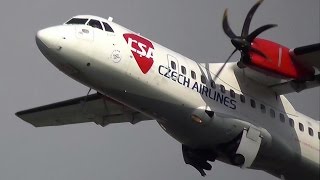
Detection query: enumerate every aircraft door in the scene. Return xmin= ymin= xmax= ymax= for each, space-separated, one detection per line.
xmin=167 ymin=54 xmax=179 ymax=74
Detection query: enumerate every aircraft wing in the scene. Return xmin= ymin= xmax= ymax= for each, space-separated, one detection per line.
xmin=16 ymin=93 xmax=152 ymax=127
xmin=290 ymin=43 xmax=320 ymax=70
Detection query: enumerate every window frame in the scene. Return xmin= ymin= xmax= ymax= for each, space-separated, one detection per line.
xmin=279 ymin=113 xmax=285 ymax=123
xmin=181 ymin=66 xmax=186 ymax=75
xmin=102 ymin=22 xmax=114 ymax=32
xmin=250 ymin=99 xmax=256 ymax=108
xmin=299 ymin=123 xmax=304 ymax=132
xmin=230 ymin=90 xmax=235 ymax=98
xmin=210 ymin=80 xmax=216 ymax=89
xmin=260 ymin=104 xmax=266 ymax=114
xmin=170 ymin=61 xmax=176 ymax=70
xmin=289 ymin=118 xmax=294 ymax=128
xmin=191 ymin=71 xmax=196 ymax=79
xmin=308 ymin=127 xmax=314 ymax=136
xmin=270 ymin=109 xmax=275 ymax=118
xmin=201 ymin=75 xmax=206 ymax=84
xmin=240 ymin=94 xmax=245 ymax=103
xmin=66 ymin=18 xmax=89 ymax=25
xmin=87 ymin=19 xmax=103 ymax=30
xmin=220 ymin=85 xmax=226 ymax=93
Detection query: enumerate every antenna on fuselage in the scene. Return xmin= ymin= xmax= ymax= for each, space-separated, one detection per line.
xmin=108 ymin=17 xmax=113 ymax=22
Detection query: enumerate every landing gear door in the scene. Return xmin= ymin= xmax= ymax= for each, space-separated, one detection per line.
xmin=75 ymin=26 xmax=94 ymax=41
xmin=236 ymin=126 xmax=262 ymax=168
xmin=167 ymin=54 xmax=179 ymax=74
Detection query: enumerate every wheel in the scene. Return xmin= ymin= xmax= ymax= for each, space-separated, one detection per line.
xmin=231 ymin=154 xmax=245 ymax=166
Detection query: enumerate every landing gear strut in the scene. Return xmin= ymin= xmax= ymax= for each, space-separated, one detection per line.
xmin=182 ymin=145 xmax=216 ymax=176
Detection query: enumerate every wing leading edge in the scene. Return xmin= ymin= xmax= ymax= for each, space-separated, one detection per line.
xmin=16 ymin=93 xmax=152 ymax=127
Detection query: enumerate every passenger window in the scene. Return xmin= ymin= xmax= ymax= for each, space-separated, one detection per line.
xmin=279 ymin=113 xmax=285 ymax=123
xmin=318 ymin=132 xmax=320 ymax=140
xmin=88 ymin=19 xmax=103 ymax=30
xmin=220 ymin=85 xmax=225 ymax=93
xmin=250 ymin=99 xmax=256 ymax=108
xmin=171 ymin=61 xmax=176 ymax=70
xmin=308 ymin=127 xmax=314 ymax=136
xmin=191 ymin=71 xmax=196 ymax=79
xmin=240 ymin=94 xmax=245 ymax=103
xmin=181 ymin=66 xmax=186 ymax=75
xmin=201 ymin=75 xmax=206 ymax=84
xmin=210 ymin=80 xmax=216 ymax=89
xmin=299 ymin=123 xmax=304 ymax=132
xmin=260 ymin=104 xmax=266 ymax=113
xmin=102 ymin=22 xmax=114 ymax=32
xmin=270 ymin=109 xmax=275 ymax=118
xmin=289 ymin=118 xmax=294 ymax=127
xmin=230 ymin=90 xmax=235 ymax=98
xmin=66 ymin=18 xmax=88 ymax=24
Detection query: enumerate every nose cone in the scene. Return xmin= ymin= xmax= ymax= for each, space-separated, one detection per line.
xmin=36 ymin=27 xmax=61 ymax=51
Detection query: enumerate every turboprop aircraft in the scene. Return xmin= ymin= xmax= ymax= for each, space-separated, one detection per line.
xmin=16 ymin=0 xmax=320 ymax=179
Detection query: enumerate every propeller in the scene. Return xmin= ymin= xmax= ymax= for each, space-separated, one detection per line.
xmin=215 ymin=0 xmax=277 ymax=79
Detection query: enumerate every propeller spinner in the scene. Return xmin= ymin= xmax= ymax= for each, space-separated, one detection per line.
xmin=215 ymin=0 xmax=277 ymax=79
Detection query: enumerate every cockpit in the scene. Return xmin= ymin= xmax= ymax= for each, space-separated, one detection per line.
xmin=65 ymin=16 xmax=114 ymax=32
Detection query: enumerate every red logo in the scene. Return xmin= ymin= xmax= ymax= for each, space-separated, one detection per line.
xmin=123 ymin=33 xmax=155 ymax=74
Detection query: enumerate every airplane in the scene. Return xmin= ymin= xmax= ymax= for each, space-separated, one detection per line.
xmin=16 ymin=0 xmax=320 ymax=179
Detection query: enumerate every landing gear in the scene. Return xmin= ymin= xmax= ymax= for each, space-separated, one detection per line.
xmin=182 ymin=145 xmax=217 ymax=177
xmin=230 ymin=154 xmax=245 ymax=166
xmin=223 ymin=127 xmax=262 ymax=168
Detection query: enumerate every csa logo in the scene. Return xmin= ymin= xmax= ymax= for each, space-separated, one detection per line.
xmin=123 ymin=33 xmax=155 ymax=74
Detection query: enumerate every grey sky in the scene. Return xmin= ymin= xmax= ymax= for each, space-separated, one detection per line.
xmin=0 ymin=0 xmax=319 ymax=180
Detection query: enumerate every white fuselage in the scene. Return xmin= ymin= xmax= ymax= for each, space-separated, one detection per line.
xmin=36 ymin=16 xmax=319 ymax=180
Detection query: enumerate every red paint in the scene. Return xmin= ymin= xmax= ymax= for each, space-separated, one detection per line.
xmin=248 ymin=38 xmax=314 ymax=80
xmin=123 ymin=33 xmax=155 ymax=74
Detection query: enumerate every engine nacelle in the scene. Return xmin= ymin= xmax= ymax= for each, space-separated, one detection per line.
xmin=247 ymin=38 xmax=315 ymax=81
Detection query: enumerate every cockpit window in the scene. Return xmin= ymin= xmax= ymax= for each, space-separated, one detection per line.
xmin=88 ymin=19 xmax=103 ymax=30
xmin=102 ymin=22 xmax=114 ymax=32
xmin=66 ymin=18 xmax=88 ymax=25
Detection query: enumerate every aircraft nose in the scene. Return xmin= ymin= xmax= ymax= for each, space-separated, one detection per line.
xmin=36 ymin=27 xmax=61 ymax=50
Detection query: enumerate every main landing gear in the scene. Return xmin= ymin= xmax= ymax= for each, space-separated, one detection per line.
xmin=182 ymin=145 xmax=217 ymax=176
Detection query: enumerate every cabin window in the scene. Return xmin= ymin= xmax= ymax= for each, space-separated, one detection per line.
xmin=201 ymin=75 xmax=206 ymax=84
xmin=210 ymin=80 xmax=216 ymax=89
xmin=240 ymin=94 xmax=245 ymax=103
xmin=318 ymin=132 xmax=320 ymax=140
xmin=181 ymin=66 xmax=186 ymax=75
xmin=102 ymin=22 xmax=114 ymax=32
xmin=270 ymin=109 xmax=275 ymax=118
xmin=230 ymin=90 xmax=235 ymax=98
xmin=66 ymin=18 xmax=88 ymax=24
xmin=289 ymin=118 xmax=294 ymax=127
xmin=299 ymin=123 xmax=304 ymax=132
xmin=171 ymin=61 xmax=176 ymax=70
xmin=88 ymin=19 xmax=103 ymax=30
xmin=308 ymin=127 xmax=314 ymax=136
xmin=250 ymin=99 xmax=256 ymax=108
xmin=220 ymin=85 xmax=225 ymax=93
xmin=260 ymin=104 xmax=266 ymax=113
xmin=191 ymin=71 xmax=196 ymax=79
xmin=279 ymin=113 xmax=285 ymax=123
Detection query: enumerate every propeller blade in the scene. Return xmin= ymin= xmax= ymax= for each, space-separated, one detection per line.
xmin=214 ymin=49 xmax=237 ymax=80
xmin=223 ymin=9 xmax=237 ymax=39
xmin=241 ymin=0 xmax=264 ymax=37
xmin=247 ymin=24 xmax=277 ymax=42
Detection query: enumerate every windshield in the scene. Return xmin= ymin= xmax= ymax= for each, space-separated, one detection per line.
xmin=66 ymin=18 xmax=88 ymax=25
